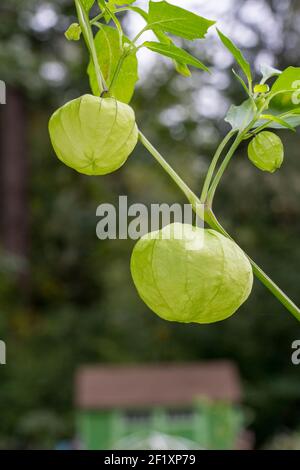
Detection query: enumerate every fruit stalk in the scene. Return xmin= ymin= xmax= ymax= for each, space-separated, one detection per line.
xmin=206 ymin=133 xmax=244 ymax=206
xmin=205 ymin=211 xmax=300 ymax=322
xmin=200 ymin=129 xmax=237 ymax=204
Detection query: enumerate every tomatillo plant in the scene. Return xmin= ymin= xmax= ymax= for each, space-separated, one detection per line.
xmin=49 ymin=0 xmax=300 ymax=324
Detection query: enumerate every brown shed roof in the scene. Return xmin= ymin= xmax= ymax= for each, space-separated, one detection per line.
xmin=75 ymin=361 xmax=241 ymax=409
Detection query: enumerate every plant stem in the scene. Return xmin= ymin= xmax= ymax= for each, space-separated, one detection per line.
xmin=109 ymin=52 xmax=127 ymax=93
xmin=139 ymin=132 xmax=199 ymax=209
xmin=91 ymin=6 xmax=130 ymax=24
xmin=205 ymin=102 xmax=266 ymax=206
xmin=113 ymin=7 xmax=130 ymax=14
xmin=200 ymin=129 xmax=237 ymax=204
xmin=105 ymin=5 xmax=123 ymax=49
xmin=206 ymin=133 xmax=244 ymax=206
xmin=90 ymin=11 xmax=105 ymax=25
xmin=205 ymin=211 xmax=300 ymax=322
xmin=139 ymin=130 xmax=300 ymax=322
xmin=132 ymin=26 xmax=147 ymax=44
xmin=75 ymin=0 xmax=107 ymax=95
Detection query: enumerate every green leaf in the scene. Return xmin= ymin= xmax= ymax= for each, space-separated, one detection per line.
xmin=127 ymin=5 xmax=191 ymax=77
xmin=277 ymin=116 xmax=300 ymax=128
xmin=148 ymin=1 xmax=215 ymax=40
xmin=225 ymin=99 xmax=256 ymax=131
xmin=254 ymin=108 xmax=300 ymax=130
xmin=217 ymin=29 xmax=252 ymax=88
xmin=270 ymin=66 xmax=300 ymax=111
xmin=82 ymin=0 xmax=95 ymax=11
xmin=88 ymin=25 xmax=138 ymax=103
xmin=260 ymin=64 xmax=281 ymax=83
xmin=260 ymin=114 xmax=295 ymax=131
xmin=142 ymin=41 xmax=209 ymax=72
xmin=153 ymin=28 xmax=191 ymax=77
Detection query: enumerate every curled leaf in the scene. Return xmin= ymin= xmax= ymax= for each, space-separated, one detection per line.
xmin=260 ymin=64 xmax=281 ymax=83
xmin=225 ymin=99 xmax=256 ymax=131
xmin=65 ymin=23 xmax=82 ymax=41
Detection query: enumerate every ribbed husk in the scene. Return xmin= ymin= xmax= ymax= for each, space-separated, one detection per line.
xmin=49 ymin=94 xmax=138 ymax=175
xmin=248 ymin=131 xmax=284 ymax=173
xmin=131 ymin=223 xmax=253 ymax=324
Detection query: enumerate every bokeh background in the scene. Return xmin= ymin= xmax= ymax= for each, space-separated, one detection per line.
xmin=0 ymin=0 xmax=300 ymax=449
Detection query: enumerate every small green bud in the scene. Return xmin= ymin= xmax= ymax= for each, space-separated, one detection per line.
xmin=254 ymin=84 xmax=269 ymax=94
xmin=175 ymin=61 xmax=191 ymax=77
xmin=65 ymin=23 xmax=82 ymax=41
xmin=248 ymin=131 xmax=284 ymax=173
xmin=49 ymin=94 xmax=138 ymax=175
xmin=131 ymin=223 xmax=253 ymax=324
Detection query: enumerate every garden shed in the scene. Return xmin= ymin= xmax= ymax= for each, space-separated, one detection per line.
xmin=75 ymin=361 xmax=249 ymax=450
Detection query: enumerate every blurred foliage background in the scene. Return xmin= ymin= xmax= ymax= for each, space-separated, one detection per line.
xmin=0 ymin=0 xmax=300 ymax=449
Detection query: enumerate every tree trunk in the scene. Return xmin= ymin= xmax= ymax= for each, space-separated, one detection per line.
xmin=0 ymin=87 xmax=30 ymax=284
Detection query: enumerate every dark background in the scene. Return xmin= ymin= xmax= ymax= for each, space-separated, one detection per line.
xmin=0 ymin=0 xmax=300 ymax=449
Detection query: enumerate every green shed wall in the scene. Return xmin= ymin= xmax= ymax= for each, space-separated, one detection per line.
xmin=77 ymin=402 xmax=242 ymax=450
